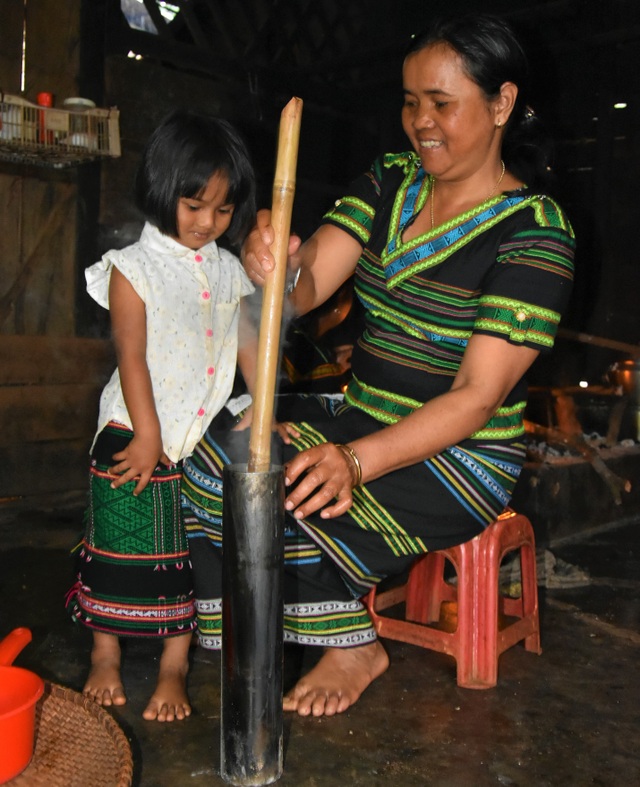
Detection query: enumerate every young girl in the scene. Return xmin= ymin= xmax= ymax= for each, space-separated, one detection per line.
xmin=67 ymin=109 xmax=257 ymax=722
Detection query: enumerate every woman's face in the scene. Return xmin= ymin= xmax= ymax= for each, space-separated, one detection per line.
xmin=174 ymin=171 xmax=235 ymax=250
xmin=402 ymin=42 xmax=502 ymax=181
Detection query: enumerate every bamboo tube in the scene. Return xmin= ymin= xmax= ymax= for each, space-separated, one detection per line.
xmin=248 ymin=97 xmax=303 ymax=472
xmin=221 ymin=464 xmax=285 ymax=785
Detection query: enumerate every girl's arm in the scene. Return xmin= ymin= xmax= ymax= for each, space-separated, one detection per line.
xmin=236 ymin=298 xmax=258 ymax=397
xmin=283 ymin=334 xmax=539 ymax=520
xmin=107 ymin=267 xmax=168 ymax=496
xmin=231 ymin=299 xmax=259 ymax=432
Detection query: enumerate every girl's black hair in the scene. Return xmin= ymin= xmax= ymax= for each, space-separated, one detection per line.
xmin=134 ymin=109 xmax=256 ymax=246
xmin=405 ymin=14 xmax=553 ymax=190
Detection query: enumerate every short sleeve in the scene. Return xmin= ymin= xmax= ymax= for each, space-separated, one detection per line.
xmin=85 ymin=248 xmax=147 ymax=310
xmin=320 ymin=156 xmax=392 ymax=246
xmin=473 ymin=197 xmax=576 ymax=353
xmin=85 ymin=258 xmax=111 ymax=309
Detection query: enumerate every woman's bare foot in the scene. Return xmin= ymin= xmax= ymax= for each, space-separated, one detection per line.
xmin=83 ymin=632 xmax=127 ymax=707
xmin=283 ymin=640 xmax=389 ymax=717
xmin=143 ymin=633 xmax=192 ymax=722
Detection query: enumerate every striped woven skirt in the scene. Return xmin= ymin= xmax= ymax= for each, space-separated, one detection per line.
xmin=67 ymin=422 xmax=196 ymax=638
xmin=182 ymin=395 xmax=525 ymax=650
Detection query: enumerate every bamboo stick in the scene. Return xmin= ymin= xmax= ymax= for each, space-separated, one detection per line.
xmin=248 ymin=97 xmax=303 ymax=472
xmin=557 ymin=327 xmax=640 ymax=358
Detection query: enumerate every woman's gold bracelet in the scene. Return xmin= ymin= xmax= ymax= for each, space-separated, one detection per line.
xmin=335 ymin=443 xmax=363 ymax=487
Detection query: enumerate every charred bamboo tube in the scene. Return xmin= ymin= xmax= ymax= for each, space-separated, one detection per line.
xmin=220 ymin=465 xmax=285 ymax=785
xmin=248 ymin=96 xmax=303 ymax=472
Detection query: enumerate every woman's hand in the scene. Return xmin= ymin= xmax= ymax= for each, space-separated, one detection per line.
xmin=242 ymin=208 xmax=302 ymax=286
xmin=283 ymin=442 xmax=359 ymax=520
xmin=108 ymin=435 xmax=169 ymax=497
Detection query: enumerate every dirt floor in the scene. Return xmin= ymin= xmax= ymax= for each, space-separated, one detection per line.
xmin=0 ymin=496 xmax=638 ymax=786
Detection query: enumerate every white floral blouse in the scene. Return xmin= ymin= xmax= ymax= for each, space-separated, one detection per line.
xmin=86 ymin=222 xmax=254 ymax=462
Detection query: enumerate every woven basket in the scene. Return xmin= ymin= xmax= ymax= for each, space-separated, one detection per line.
xmin=9 ymin=682 xmax=133 ymax=786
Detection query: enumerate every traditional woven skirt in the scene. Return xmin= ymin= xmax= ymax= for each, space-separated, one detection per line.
xmin=67 ymin=422 xmax=196 ymax=638
xmin=182 ymin=395 xmax=525 ymax=650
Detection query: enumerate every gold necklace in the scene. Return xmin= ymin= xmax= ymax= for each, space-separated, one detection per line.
xmin=430 ymin=160 xmax=506 ymax=230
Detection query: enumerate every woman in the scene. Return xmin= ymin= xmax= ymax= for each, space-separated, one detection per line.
xmin=182 ymin=13 xmax=575 ymax=717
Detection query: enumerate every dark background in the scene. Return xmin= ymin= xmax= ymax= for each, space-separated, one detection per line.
xmin=1 ymin=0 xmax=639 ymax=502
xmin=83 ymin=0 xmax=640 ymax=388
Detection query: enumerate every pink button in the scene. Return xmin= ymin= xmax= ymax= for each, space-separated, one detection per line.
xmin=207 ymin=367 xmax=215 ymax=376
xmin=206 ymin=328 xmax=213 ymax=337
xmin=197 ymin=408 xmax=205 ymax=417
xmin=194 ymin=254 xmax=203 ymax=263
xmin=202 ymin=291 xmax=210 ymax=300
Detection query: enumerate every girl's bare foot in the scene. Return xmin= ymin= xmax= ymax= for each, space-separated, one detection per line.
xmin=283 ymin=640 xmax=389 ymax=717
xmin=83 ymin=632 xmax=127 ymax=707
xmin=143 ymin=633 xmax=192 ymax=722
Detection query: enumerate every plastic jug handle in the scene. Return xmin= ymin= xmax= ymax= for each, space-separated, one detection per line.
xmin=0 ymin=628 xmax=32 ymax=666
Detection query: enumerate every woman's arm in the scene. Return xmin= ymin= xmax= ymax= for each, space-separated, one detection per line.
xmin=242 ymin=210 xmax=363 ymax=316
xmin=107 ymin=267 xmax=167 ymax=495
xmin=283 ymin=334 xmax=539 ymax=519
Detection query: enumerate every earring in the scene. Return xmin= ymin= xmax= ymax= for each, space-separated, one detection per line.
xmin=496 ymin=120 xmax=503 ymax=128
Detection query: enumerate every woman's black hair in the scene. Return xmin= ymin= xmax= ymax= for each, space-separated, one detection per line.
xmin=134 ymin=109 xmax=256 ymax=246
xmin=405 ymin=14 xmax=553 ymax=190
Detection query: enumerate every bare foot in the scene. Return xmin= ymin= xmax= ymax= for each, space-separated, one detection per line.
xmin=143 ymin=633 xmax=192 ymax=722
xmin=283 ymin=640 xmax=389 ymax=717
xmin=83 ymin=632 xmax=127 ymax=707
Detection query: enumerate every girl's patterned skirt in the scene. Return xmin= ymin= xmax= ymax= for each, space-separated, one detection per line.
xmin=66 ymin=422 xmax=196 ymax=638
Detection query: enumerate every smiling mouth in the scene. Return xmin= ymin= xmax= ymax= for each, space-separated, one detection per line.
xmin=419 ymin=140 xmax=443 ymax=149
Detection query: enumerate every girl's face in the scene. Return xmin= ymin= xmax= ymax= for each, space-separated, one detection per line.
xmin=173 ymin=171 xmax=235 ymax=249
xmin=401 ymin=42 xmax=504 ymax=182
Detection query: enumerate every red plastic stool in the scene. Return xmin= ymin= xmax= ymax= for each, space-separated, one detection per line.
xmin=363 ymin=510 xmax=542 ymax=689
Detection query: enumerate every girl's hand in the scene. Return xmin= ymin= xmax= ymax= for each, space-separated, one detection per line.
xmin=242 ymin=209 xmax=302 ymax=286
xmin=283 ymin=442 xmax=357 ymax=520
xmin=108 ymin=436 xmax=168 ymax=496
xmin=233 ymin=405 xmax=253 ymax=431
xmin=275 ymin=421 xmax=300 ymax=445
xmin=232 ymin=409 xmax=300 ymax=444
